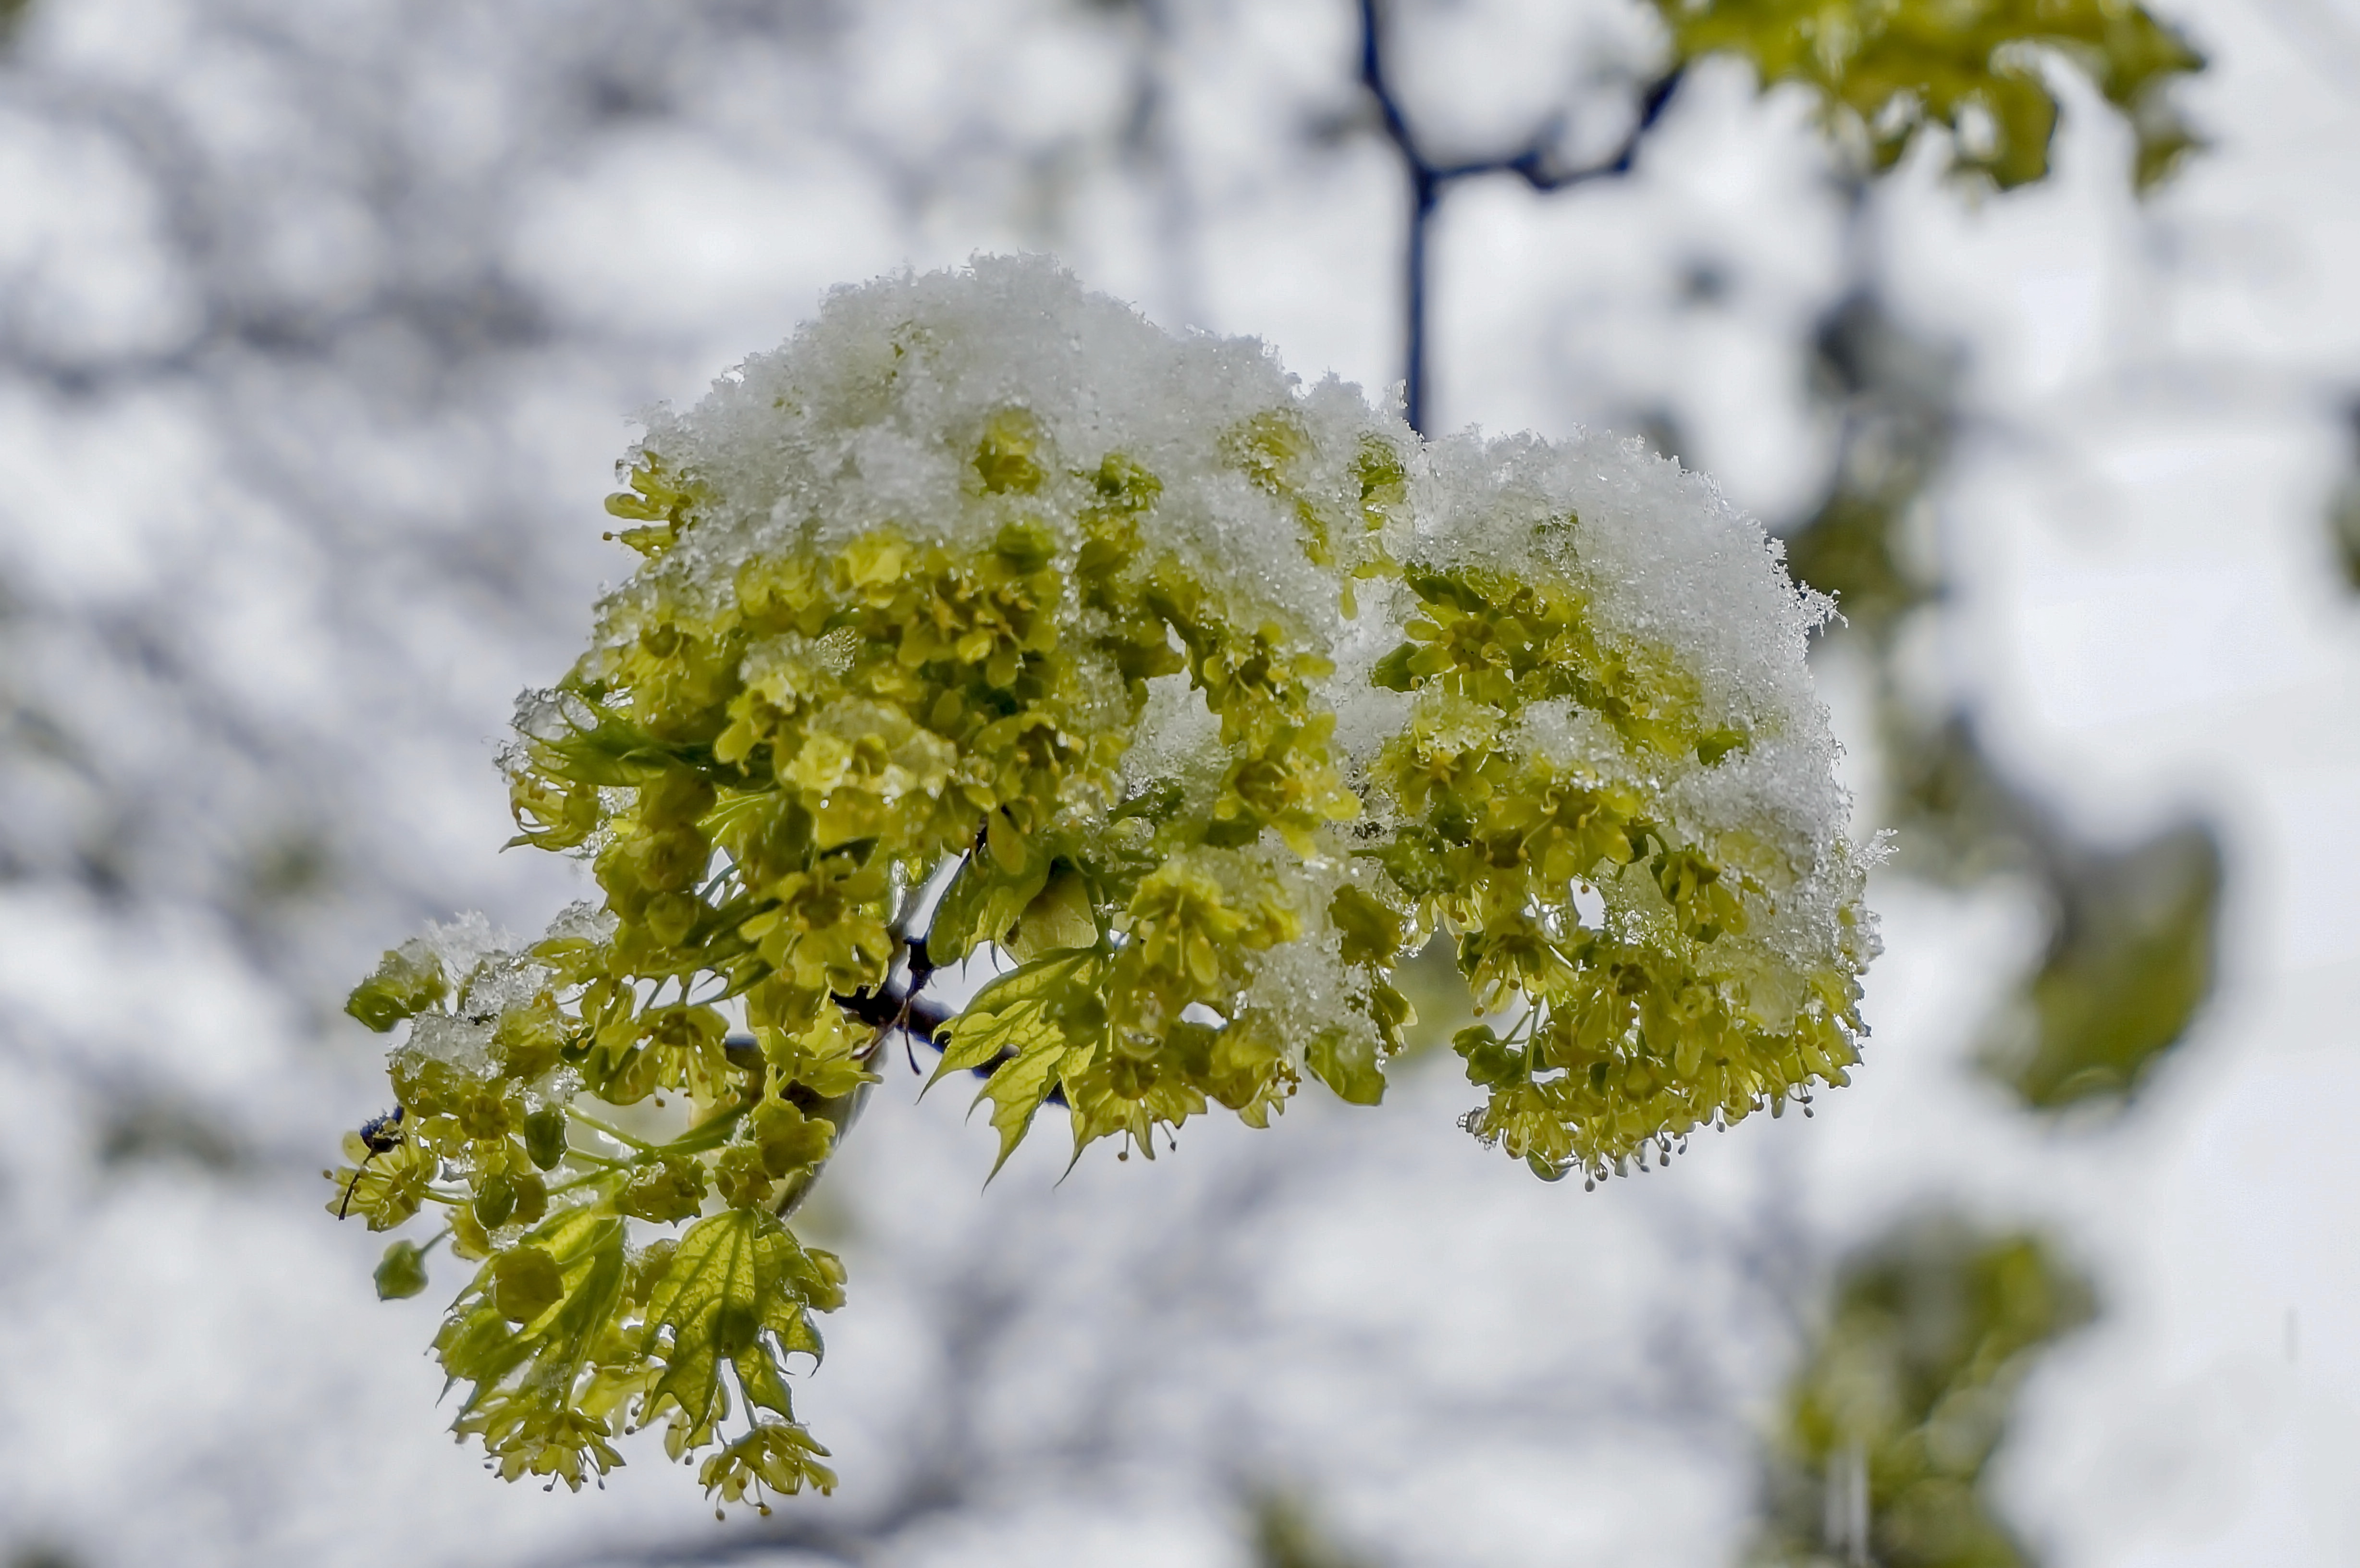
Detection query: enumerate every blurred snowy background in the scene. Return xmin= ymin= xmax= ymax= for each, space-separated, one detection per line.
xmin=0 ymin=0 xmax=2355 ymax=1565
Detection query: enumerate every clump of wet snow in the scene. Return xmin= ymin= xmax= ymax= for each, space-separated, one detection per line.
xmin=588 ymin=255 xmax=1868 ymax=987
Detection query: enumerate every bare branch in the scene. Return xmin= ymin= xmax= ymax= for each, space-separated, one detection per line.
xmin=1355 ymin=0 xmax=1680 ymax=430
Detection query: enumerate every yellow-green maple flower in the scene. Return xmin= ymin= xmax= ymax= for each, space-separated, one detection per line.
xmin=334 ymin=257 xmax=1878 ymax=1507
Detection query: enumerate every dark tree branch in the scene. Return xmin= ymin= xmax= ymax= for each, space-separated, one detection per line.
xmin=718 ymin=938 xmax=956 ymax=1084
xmin=1355 ymin=0 xmax=1682 ymax=432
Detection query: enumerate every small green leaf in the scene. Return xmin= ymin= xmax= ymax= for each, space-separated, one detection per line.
xmin=439 ymin=1201 xmax=627 ymax=1398
xmin=976 ymin=1037 xmax=1091 ymax=1177
xmin=1006 ymin=864 xmax=1100 ymax=959
xmin=930 ymin=845 xmax=1053 ymax=960
xmin=1370 ymin=642 xmax=1419 ymax=691
xmin=933 ymin=949 xmax=1102 ymax=1080
xmin=491 ymin=1245 xmax=565 ymax=1323
xmin=642 ymin=1209 xmax=805 ymax=1443
xmin=938 ymin=950 xmax=1109 ymax=1172
xmin=1696 ymin=726 xmax=1749 ymax=766
xmin=1328 ymin=884 xmax=1406 ymax=968
xmin=1305 ymin=1028 xmax=1387 ymax=1105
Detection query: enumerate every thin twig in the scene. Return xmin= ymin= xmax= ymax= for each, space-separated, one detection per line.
xmin=1356 ymin=0 xmax=1681 ymax=431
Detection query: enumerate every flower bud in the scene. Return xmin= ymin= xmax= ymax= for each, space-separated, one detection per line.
xmin=374 ymin=1240 xmax=430 ymax=1300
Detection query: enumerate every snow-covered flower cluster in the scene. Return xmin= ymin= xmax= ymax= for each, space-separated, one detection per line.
xmin=334 ymin=255 xmax=1877 ymax=1506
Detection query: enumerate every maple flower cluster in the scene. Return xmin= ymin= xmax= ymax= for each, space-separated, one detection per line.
xmin=331 ymin=256 xmax=1878 ymax=1506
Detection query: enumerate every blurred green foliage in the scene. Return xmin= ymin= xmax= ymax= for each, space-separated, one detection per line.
xmin=6 ymin=1548 xmax=81 ymax=1568
xmin=1251 ymin=1491 xmax=1378 ymax=1568
xmin=1785 ymin=294 xmax=1956 ymax=645
xmin=1980 ymin=823 xmax=2221 ymax=1109
xmin=2334 ymin=484 xmax=2360 ymax=590
xmin=96 ymin=1097 xmax=243 ymax=1173
xmin=1784 ymin=292 xmax=2224 ymax=1115
xmin=1660 ymin=0 xmax=2205 ymax=189
xmin=1879 ymin=710 xmax=2031 ymax=888
xmin=1747 ymin=1218 xmax=2094 ymax=1568
xmin=2328 ymin=403 xmax=2360 ymax=591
